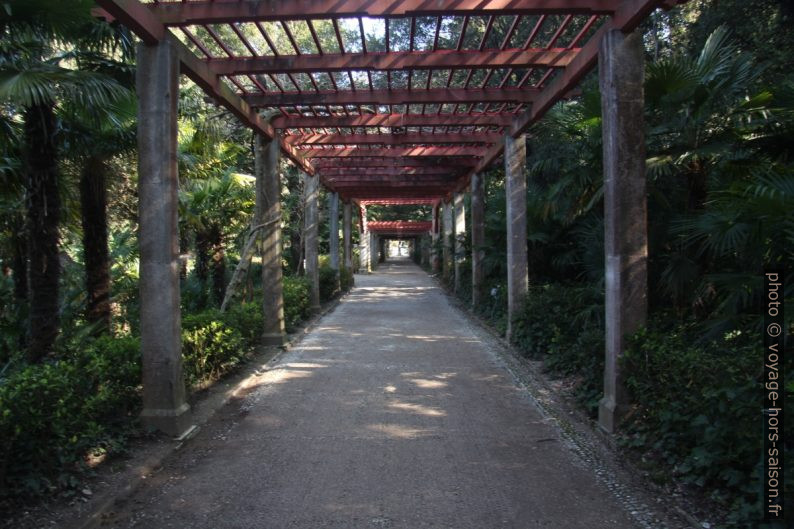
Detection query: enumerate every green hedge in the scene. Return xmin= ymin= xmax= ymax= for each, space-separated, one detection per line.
xmin=509 ymin=283 xmax=605 ymax=415
xmin=0 ymin=336 xmax=141 ymax=495
xmin=283 ymin=275 xmax=311 ymax=331
xmin=0 ymin=294 xmax=317 ymax=499
xmin=622 ymin=323 xmax=793 ymax=526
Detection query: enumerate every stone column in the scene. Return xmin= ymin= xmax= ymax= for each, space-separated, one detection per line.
xmin=505 ymin=133 xmax=528 ymax=341
xmin=431 ymin=204 xmax=440 ymax=273
xmin=471 ymin=172 xmax=485 ymax=308
xmin=453 ymin=192 xmax=466 ymax=294
xmin=137 ymin=40 xmax=190 ymax=436
xmin=598 ymin=29 xmax=647 ymax=434
xmin=303 ymin=173 xmax=320 ymax=311
xmin=360 ymin=206 xmax=369 ymax=273
xmin=442 ymin=200 xmax=453 ymax=282
xmin=328 ymin=192 xmax=340 ymax=289
xmin=379 ymin=237 xmax=386 ymax=263
xmin=369 ymin=230 xmax=379 ymax=271
xmin=256 ymin=135 xmax=286 ymax=345
xmin=343 ymin=201 xmax=353 ymax=273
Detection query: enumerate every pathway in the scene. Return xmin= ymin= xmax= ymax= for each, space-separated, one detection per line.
xmin=104 ymin=259 xmax=638 ymax=528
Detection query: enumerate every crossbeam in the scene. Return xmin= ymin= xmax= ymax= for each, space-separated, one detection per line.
xmin=312 ymin=158 xmax=479 ymax=168
xmin=319 ymin=167 xmax=464 ymax=176
xmin=150 ymin=1 xmax=618 ymax=25
xmin=244 ymin=88 xmax=539 ymax=107
xmin=300 ymin=146 xmax=486 ymax=158
xmin=273 ymin=113 xmax=513 ymax=129
xmin=208 ymin=48 xmax=578 ymax=75
xmin=286 ymin=133 xmax=501 ymax=146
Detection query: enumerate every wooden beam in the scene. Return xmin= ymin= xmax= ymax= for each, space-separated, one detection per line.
xmin=244 ymin=88 xmax=539 ymax=107
xmin=272 ymin=113 xmax=513 ymax=129
xmin=208 ymin=48 xmax=578 ymax=75
xmin=312 ymin=158 xmax=479 ymax=168
xmin=95 ymin=0 xmax=314 ymax=175
xmin=151 ymin=1 xmax=618 ymax=25
xmin=300 ymin=146 xmax=487 ymax=158
xmin=286 ymin=133 xmax=502 ymax=146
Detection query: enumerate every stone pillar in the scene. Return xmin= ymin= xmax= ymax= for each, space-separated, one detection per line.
xmin=343 ymin=201 xmax=353 ymax=273
xmin=442 ymin=200 xmax=453 ymax=282
xmin=453 ymin=192 xmax=466 ymax=294
xmin=431 ymin=204 xmax=440 ymax=273
xmin=136 ymin=40 xmax=190 ymax=436
xmin=256 ymin=135 xmax=286 ymax=345
xmin=360 ymin=206 xmax=369 ymax=273
xmin=369 ymin=230 xmax=379 ymax=271
xmin=598 ymin=29 xmax=647 ymax=434
xmin=328 ymin=192 xmax=340 ymax=289
xmin=379 ymin=237 xmax=386 ymax=263
xmin=303 ymin=173 xmax=320 ymax=311
xmin=471 ymin=172 xmax=485 ymax=308
xmin=505 ymin=133 xmax=528 ymax=341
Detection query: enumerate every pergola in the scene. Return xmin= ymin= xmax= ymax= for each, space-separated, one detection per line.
xmin=95 ymin=0 xmax=685 ymax=436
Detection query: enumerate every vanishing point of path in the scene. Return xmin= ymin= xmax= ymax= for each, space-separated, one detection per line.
xmin=105 ymin=260 xmax=639 ymax=529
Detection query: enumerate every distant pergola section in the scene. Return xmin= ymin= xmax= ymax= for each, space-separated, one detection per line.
xmin=366 ymin=221 xmax=432 ymax=238
xmin=94 ymin=0 xmax=687 ymax=437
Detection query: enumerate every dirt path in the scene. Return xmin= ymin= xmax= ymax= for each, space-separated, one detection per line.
xmin=95 ymin=259 xmax=640 ymax=528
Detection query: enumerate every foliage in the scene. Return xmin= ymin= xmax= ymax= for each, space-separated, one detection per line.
xmin=0 ymin=336 xmax=140 ymax=497
xmin=621 ymin=322 xmax=793 ymax=526
xmin=339 ymin=266 xmax=355 ymax=292
xmin=283 ymin=276 xmax=311 ymax=332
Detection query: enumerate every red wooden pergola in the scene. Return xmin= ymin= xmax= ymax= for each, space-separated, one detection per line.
xmin=94 ymin=0 xmax=685 ymax=436
xmin=95 ymin=0 xmax=683 ymax=206
xmin=366 ymin=221 xmax=433 ymax=237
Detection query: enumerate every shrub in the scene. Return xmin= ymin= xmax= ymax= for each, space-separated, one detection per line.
xmin=222 ymin=301 xmax=262 ymax=348
xmin=319 ymin=262 xmax=339 ymax=302
xmin=181 ymin=311 xmax=246 ymax=388
xmin=339 ymin=266 xmax=354 ymax=292
xmin=283 ymin=276 xmax=311 ymax=331
xmin=621 ymin=324 xmax=793 ymax=526
xmin=0 ymin=336 xmax=141 ymax=497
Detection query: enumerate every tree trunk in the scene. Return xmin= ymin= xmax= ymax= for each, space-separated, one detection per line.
xmin=10 ymin=217 xmax=27 ymax=304
xmin=209 ymin=225 xmax=225 ymax=307
xmin=80 ymin=156 xmax=111 ymax=334
xmin=24 ymin=102 xmax=61 ymax=362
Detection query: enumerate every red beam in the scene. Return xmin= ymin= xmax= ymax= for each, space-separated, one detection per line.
xmin=312 ymin=158 xmax=479 ymax=168
xmin=151 ymin=1 xmax=618 ymax=25
xmin=286 ymin=133 xmax=502 ymax=146
xmin=272 ymin=112 xmax=513 ymax=129
xmin=319 ymin=167 xmax=463 ymax=176
xmin=299 ymin=146 xmax=487 ymax=158
xmin=208 ymin=48 xmax=578 ymax=75
xmin=326 ymin=176 xmax=459 ymax=184
xmin=243 ymin=88 xmax=540 ymax=107
xmin=359 ymin=199 xmax=437 ymax=205
xmin=95 ymin=0 xmax=314 ymax=176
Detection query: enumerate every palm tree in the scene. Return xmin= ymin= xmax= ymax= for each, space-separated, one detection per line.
xmin=0 ymin=1 xmax=129 ymax=360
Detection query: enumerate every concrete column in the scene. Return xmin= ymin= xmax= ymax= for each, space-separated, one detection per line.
xmin=369 ymin=231 xmax=378 ymax=271
xmin=430 ymin=204 xmax=440 ymax=273
xmin=471 ymin=172 xmax=485 ymax=308
xmin=453 ymin=192 xmax=466 ymax=294
xmin=256 ymin=135 xmax=286 ymax=345
xmin=328 ymin=192 xmax=340 ymax=289
xmin=360 ymin=206 xmax=370 ymax=273
xmin=442 ymin=200 xmax=453 ymax=282
xmin=379 ymin=237 xmax=386 ymax=263
xmin=598 ymin=29 xmax=647 ymax=434
xmin=303 ymin=173 xmax=320 ymax=311
xmin=136 ymin=40 xmax=190 ymax=436
xmin=505 ymin=133 xmax=528 ymax=341
xmin=343 ymin=201 xmax=353 ymax=273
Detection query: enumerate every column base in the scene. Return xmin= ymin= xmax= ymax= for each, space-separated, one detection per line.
xmin=141 ymin=402 xmax=192 ymax=437
xmin=598 ymin=395 xmax=629 ymax=434
xmin=261 ymin=333 xmax=286 ymax=346
xmin=310 ymin=304 xmax=322 ymax=314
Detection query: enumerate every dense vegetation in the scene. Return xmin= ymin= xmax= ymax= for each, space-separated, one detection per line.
xmin=445 ymin=3 xmax=792 ymax=527
xmin=0 ymin=0 xmax=351 ymax=501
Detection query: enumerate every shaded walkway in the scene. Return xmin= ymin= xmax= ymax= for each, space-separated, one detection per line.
xmin=107 ymin=260 xmax=637 ymax=528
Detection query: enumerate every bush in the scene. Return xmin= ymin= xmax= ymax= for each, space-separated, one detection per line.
xmin=283 ymin=276 xmax=311 ymax=331
xmin=621 ymin=323 xmax=793 ymax=526
xmin=181 ymin=311 xmax=246 ymax=388
xmin=339 ymin=266 xmax=354 ymax=292
xmin=0 ymin=336 xmax=141 ymax=497
xmin=509 ymin=283 xmax=605 ymax=415
xmin=222 ymin=301 xmax=262 ymax=348
xmin=319 ymin=263 xmax=339 ymax=302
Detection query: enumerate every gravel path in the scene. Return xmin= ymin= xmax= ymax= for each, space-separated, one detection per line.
xmin=103 ymin=259 xmax=640 ymax=529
